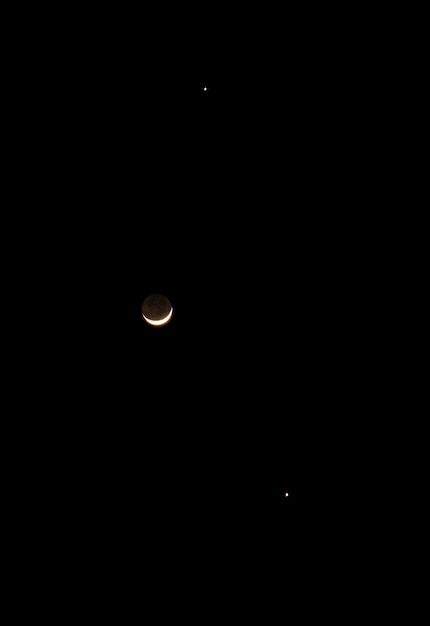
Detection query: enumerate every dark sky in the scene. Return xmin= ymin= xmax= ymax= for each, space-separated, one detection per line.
xmin=12 ymin=8 xmax=371 ymax=608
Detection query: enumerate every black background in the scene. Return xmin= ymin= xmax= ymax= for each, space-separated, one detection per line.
xmin=8 ymin=6 xmax=378 ymax=613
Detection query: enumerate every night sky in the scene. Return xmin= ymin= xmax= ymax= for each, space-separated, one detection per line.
xmin=11 ymin=9 xmax=375 ymax=611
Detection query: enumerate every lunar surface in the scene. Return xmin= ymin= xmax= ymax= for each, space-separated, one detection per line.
xmin=142 ymin=294 xmax=173 ymax=327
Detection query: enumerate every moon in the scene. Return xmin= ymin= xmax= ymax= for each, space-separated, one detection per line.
xmin=142 ymin=294 xmax=173 ymax=327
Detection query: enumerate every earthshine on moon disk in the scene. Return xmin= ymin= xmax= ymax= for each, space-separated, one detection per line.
xmin=142 ymin=294 xmax=173 ymax=327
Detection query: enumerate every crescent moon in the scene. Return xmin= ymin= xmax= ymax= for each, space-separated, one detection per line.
xmin=142 ymin=306 xmax=173 ymax=327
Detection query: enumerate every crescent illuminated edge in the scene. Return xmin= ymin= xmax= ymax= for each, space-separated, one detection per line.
xmin=142 ymin=307 xmax=173 ymax=327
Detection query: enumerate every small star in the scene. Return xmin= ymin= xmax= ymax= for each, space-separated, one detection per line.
xmin=202 ymin=86 xmax=208 ymax=92
xmin=285 ymin=492 xmax=289 ymax=497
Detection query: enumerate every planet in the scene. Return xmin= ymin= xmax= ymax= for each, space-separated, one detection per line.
xmin=142 ymin=294 xmax=173 ymax=327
